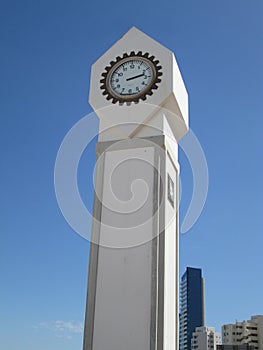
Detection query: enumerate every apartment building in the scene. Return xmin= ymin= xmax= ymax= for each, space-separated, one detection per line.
xmin=191 ymin=326 xmax=220 ymax=350
xmin=222 ymin=316 xmax=263 ymax=350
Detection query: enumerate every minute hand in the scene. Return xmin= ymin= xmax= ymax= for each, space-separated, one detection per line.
xmin=126 ymin=73 xmax=145 ymax=81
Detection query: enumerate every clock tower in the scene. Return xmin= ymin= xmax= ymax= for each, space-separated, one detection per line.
xmin=83 ymin=27 xmax=189 ymax=350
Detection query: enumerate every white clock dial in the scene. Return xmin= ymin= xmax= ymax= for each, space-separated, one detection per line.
xmin=109 ymin=59 xmax=154 ymax=97
xmin=100 ymin=52 xmax=162 ymax=104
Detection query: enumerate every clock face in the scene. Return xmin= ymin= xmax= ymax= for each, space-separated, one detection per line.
xmin=109 ymin=58 xmax=154 ymax=98
xmin=100 ymin=52 xmax=162 ymax=104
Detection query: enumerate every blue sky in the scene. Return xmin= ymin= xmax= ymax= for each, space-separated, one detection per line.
xmin=1 ymin=0 xmax=262 ymax=349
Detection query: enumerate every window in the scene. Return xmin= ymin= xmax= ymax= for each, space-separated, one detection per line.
xmin=168 ymin=174 xmax=175 ymax=207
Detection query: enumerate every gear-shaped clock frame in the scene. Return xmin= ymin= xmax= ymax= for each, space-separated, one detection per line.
xmin=100 ymin=51 xmax=162 ymax=105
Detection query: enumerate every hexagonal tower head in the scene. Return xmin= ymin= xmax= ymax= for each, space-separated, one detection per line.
xmin=89 ymin=27 xmax=189 ymax=141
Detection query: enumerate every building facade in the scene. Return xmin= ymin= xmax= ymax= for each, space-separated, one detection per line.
xmin=191 ymin=326 xmax=220 ymax=350
xmin=217 ymin=345 xmax=255 ymax=350
xmin=179 ymin=267 xmax=205 ymax=350
xmin=222 ymin=316 xmax=263 ymax=350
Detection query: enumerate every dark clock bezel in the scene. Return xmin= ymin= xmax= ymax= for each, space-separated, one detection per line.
xmin=100 ymin=51 xmax=162 ymax=105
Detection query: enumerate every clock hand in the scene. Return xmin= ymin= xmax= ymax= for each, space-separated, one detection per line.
xmin=126 ymin=73 xmax=145 ymax=81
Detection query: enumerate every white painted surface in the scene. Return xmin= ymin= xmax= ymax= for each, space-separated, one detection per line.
xmin=92 ymin=146 xmax=155 ymax=350
xmin=89 ymin=27 xmax=188 ymax=141
xmin=86 ymin=138 xmax=179 ymax=350
xmin=95 ymin=145 xmax=156 ymax=248
xmin=93 ymin=243 xmax=153 ymax=350
xmin=164 ymin=150 xmax=178 ymax=350
xmin=84 ymin=27 xmax=189 ymax=350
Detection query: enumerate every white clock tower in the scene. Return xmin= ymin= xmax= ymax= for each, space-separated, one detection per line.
xmin=83 ymin=27 xmax=189 ymax=350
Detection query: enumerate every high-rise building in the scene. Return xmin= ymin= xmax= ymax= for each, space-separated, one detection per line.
xmin=179 ymin=267 xmax=205 ymax=350
xmin=222 ymin=315 xmax=263 ymax=350
xmin=191 ymin=326 xmax=220 ymax=350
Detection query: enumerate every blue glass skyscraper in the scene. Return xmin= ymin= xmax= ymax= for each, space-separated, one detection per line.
xmin=179 ymin=267 xmax=205 ymax=350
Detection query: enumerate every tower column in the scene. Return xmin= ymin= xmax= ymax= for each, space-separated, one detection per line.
xmin=83 ymin=27 xmax=189 ymax=350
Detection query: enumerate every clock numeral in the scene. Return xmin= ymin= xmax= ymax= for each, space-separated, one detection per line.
xmin=144 ymin=75 xmax=148 ymax=79
xmin=136 ymin=86 xmax=139 ymax=91
xmin=130 ymin=64 xmax=135 ymax=69
xmin=137 ymin=66 xmax=140 ymax=69
xmin=128 ymin=88 xmax=132 ymax=94
xmin=123 ymin=67 xmax=127 ymax=72
xmin=118 ymin=72 xmax=123 ymax=77
xmin=117 ymin=84 xmax=120 ymax=88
